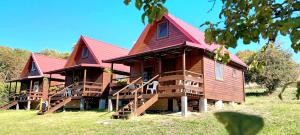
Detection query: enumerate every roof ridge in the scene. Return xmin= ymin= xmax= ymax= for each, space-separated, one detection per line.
xmin=81 ymin=35 xmax=130 ymax=51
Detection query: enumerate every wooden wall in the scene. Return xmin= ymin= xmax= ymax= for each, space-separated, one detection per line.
xmin=74 ymin=44 xmax=97 ymax=65
xmin=203 ymin=56 xmax=244 ymax=103
xmin=130 ymin=17 xmax=192 ymax=55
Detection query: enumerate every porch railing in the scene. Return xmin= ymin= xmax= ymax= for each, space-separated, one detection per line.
xmin=79 ymin=81 xmax=103 ymax=96
xmin=158 ymin=70 xmax=203 ymax=94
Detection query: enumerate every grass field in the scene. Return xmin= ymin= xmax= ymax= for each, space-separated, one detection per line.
xmin=0 ymin=88 xmax=300 ymax=135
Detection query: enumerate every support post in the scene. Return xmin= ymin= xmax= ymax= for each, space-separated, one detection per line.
xmin=49 ymin=74 xmax=52 ymax=89
xmin=80 ymin=98 xmax=85 ymax=111
xmin=215 ymin=100 xmax=224 ymax=109
xmin=199 ymin=98 xmax=207 ymax=112
xmin=109 ymin=63 xmax=114 ymax=94
xmin=108 ymin=98 xmax=113 ymax=112
xmin=42 ymin=77 xmax=49 ymax=102
xmin=158 ymin=57 xmax=162 ymax=75
xmin=27 ymin=101 xmax=31 ymax=110
xmin=182 ymin=48 xmax=186 ymax=93
xmin=181 ymin=95 xmax=188 ymax=117
xmin=83 ymin=69 xmax=87 ymax=93
xmin=9 ymin=82 xmax=11 ymax=96
xmin=116 ymin=94 xmax=119 ymax=111
xmin=15 ymin=81 xmax=17 ymax=94
xmin=16 ymin=102 xmax=19 ymax=110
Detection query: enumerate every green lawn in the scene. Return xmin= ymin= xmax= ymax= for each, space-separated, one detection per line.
xmin=0 ymin=88 xmax=300 ymax=135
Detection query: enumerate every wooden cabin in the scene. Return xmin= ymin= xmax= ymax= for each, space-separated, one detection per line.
xmin=1 ymin=53 xmax=66 ymax=110
xmin=104 ymin=14 xmax=247 ymax=118
xmin=44 ymin=36 xmax=129 ymax=114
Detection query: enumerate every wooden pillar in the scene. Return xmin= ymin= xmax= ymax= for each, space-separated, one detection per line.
xmin=116 ymin=94 xmax=119 ymax=111
xmin=182 ymin=48 xmax=186 ymax=94
xmin=27 ymin=101 xmax=31 ymax=110
xmin=182 ymin=48 xmax=186 ymax=76
xmin=72 ymin=70 xmax=75 ymax=83
xmin=83 ymin=69 xmax=87 ymax=92
xmin=42 ymin=77 xmax=49 ymax=102
xmin=158 ymin=57 xmax=162 ymax=75
xmin=15 ymin=81 xmax=17 ymax=94
xmin=8 ymin=82 xmax=11 ymax=96
xmin=109 ymin=63 xmax=114 ymax=94
xmin=29 ymin=80 xmax=33 ymax=93
xmin=49 ymin=74 xmax=52 ymax=89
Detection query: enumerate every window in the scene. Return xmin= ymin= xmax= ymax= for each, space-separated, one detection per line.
xmin=215 ymin=62 xmax=224 ymax=80
xmin=232 ymin=69 xmax=237 ymax=78
xmin=157 ymin=21 xmax=168 ymax=38
xmin=82 ymin=47 xmax=88 ymax=58
xmin=31 ymin=62 xmax=37 ymax=72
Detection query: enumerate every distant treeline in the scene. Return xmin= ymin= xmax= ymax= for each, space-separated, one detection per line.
xmin=0 ymin=46 xmax=69 ymax=82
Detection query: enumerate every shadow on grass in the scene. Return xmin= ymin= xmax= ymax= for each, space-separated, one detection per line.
xmin=246 ymin=92 xmax=269 ymax=97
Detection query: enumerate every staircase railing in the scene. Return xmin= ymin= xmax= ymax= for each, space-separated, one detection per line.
xmin=130 ymin=74 xmax=159 ymax=112
xmin=47 ymin=83 xmax=78 ymax=111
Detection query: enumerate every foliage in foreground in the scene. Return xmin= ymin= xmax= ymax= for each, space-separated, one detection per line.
xmin=215 ymin=112 xmax=264 ymax=135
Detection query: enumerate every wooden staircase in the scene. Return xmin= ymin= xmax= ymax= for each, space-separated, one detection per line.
xmin=112 ymin=94 xmax=158 ymax=119
xmin=38 ymin=84 xmax=78 ymax=115
xmin=0 ymin=101 xmax=17 ymax=110
xmin=112 ymin=75 xmax=160 ymax=119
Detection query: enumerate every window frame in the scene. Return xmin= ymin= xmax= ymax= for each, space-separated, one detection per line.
xmin=157 ymin=21 xmax=169 ymax=39
xmin=232 ymin=69 xmax=237 ymax=78
xmin=31 ymin=62 xmax=37 ymax=72
xmin=82 ymin=47 xmax=89 ymax=59
xmin=215 ymin=61 xmax=224 ymax=81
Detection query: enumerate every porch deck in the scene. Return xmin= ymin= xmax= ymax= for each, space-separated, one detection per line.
xmin=111 ymin=70 xmax=204 ymax=99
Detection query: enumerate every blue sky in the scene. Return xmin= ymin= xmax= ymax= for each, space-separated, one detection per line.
xmin=0 ymin=0 xmax=299 ymax=63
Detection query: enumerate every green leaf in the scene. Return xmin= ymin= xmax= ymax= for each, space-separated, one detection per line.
xmin=123 ymin=0 xmax=131 ymax=5
xmin=135 ymin=0 xmax=143 ymax=10
xmin=214 ymin=112 xmax=264 ymax=135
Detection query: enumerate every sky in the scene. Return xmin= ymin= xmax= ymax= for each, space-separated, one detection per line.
xmin=0 ymin=0 xmax=299 ymax=63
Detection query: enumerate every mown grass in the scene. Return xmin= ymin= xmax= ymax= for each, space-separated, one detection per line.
xmin=0 ymin=88 xmax=299 ymax=135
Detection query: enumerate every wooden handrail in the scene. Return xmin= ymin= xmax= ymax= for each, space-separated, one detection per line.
xmin=131 ymin=74 xmax=160 ymax=93
xmin=112 ymin=77 xmax=142 ymax=96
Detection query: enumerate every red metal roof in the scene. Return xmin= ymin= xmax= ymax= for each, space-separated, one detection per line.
xmin=20 ymin=53 xmax=67 ymax=80
xmin=125 ymin=13 xmax=247 ymax=68
xmin=64 ymin=36 xmax=130 ymax=73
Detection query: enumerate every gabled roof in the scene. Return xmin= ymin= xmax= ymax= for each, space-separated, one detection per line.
xmin=64 ymin=36 xmax=130 ymax=72
xmin=128 ymin=13 xmax=247 ymax=67
xmin=20 ymin=53 xmax=67 ymax=79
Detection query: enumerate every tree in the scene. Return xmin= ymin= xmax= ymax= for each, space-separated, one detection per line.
xmin=249 ymin=45 xmax=299 ymax=93
xmin=236 ymin=50 xmax=256 ymax=83
xmin=124 ymin=0 xmax=299 ymax=62
xmin=39 ymin=49 xmax=70 ymax=59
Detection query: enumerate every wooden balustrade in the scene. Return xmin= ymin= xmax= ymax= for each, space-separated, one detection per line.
xmin=159 ymin=70 xmax=203 ymax=95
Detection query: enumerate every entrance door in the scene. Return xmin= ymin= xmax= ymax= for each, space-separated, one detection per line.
xmin=143 ymin=67 xmax=153 ymax=82
xmin=33 ymin=81 xmax=39 ymax=92
xmin=163 ymin=58 xmax=177 ymax=72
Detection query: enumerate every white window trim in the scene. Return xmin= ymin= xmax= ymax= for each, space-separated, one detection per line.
xmin=215 ymin=61 xmax=224 ymax=81
xmin=157 ymin=21 xmax=169 ymax=39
